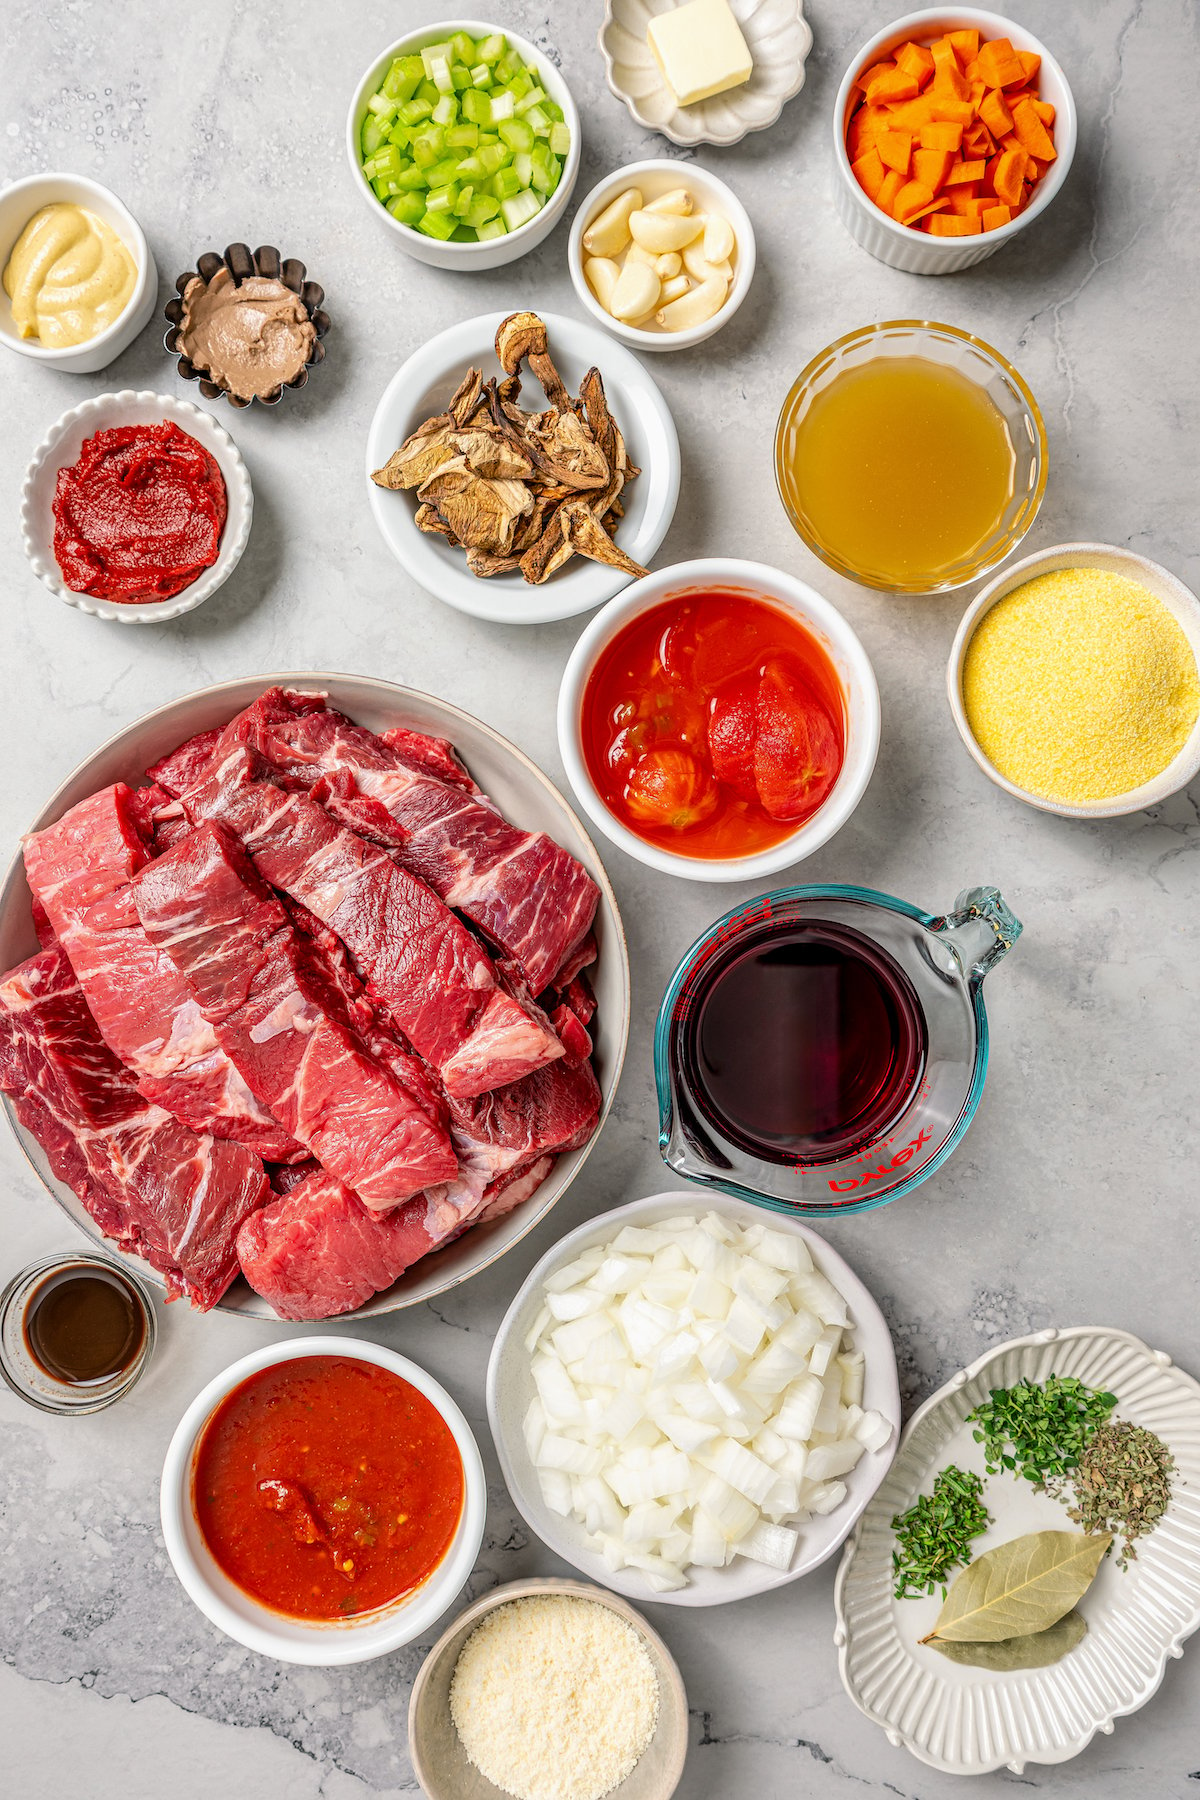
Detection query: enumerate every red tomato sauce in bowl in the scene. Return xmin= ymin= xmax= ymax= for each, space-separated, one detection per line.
xmin=192 ymin=1355 xmax=464 ymax=1621
xmin=581 ymin=588 xmax=846 ymax=859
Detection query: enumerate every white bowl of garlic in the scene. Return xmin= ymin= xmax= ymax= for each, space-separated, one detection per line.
xmin=568 ymin=159 xmax=755 ymax=352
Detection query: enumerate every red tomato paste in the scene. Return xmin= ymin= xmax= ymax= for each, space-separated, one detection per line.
xmin=192 ymin=1355 xmax=464 ymax=1620
xmin=582 ymin=588 xmax=846 ymax=859
xmin=52 ymin=421 xmax=227 ymax=603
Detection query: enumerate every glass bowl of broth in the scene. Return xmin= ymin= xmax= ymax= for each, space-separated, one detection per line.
xmin=775 ymin=321 xmax=1046 ymax=594
xmin=0 ymin=1251 xmax=156 ymax=1413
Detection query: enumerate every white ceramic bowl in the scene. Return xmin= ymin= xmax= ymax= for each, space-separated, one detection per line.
xmin=557 ymin=558 xmax=881 ymax=882
xmin=487 ymin=1189 xmax=900 ymax=1607
xmin=0 ymin=673 xmax=630 ymax=1317
xmin=345 ymin=21 xmax=581 ymax=271
xmin=835 ymin=1325 xmax=1200 ymax=1775
xmin=599 ymin=0 xmax=813 ymax=148
xmin=160 ymin=1337 xmax=486 ymax=1665
xmin=20 ymin=390 xmax=253 ymax=624
xmin=366 ymin=311 xmax=680 ymax=624
xmin=409 ymin=1578 xmax=689 ymax=1799
xmin=947 ymin=543 xmax=1200 ymax=819
xmin=0 ymin=172 xmax=158 ymax=373
xmin=568 ymin=159 xmax=756 ymax=354
xmin=832 ymin=9 xmax=1078 ymax=275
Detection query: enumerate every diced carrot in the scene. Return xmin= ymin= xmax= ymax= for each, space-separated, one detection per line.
xmin=964 ymin=124 xmax=996 ymax=158
xmin=927 ymin=213 xmax=981 ymax=236
xmin=912 ymin=147 xmax=953 ymax=191
xmin=877 ymin=130 xmax=913 ymax=174
xmin=1011 ymin=96 xmax=1057 ymax=160
xmin=949 ymin=28 xmax=980 ymax=61
xmin=1012 ymin=50 xmax=1041 ymax=86
xmin=981 ymin=203 xmax=1013 ymax=230
xmin=944 ymin=158 xmax=985 ymax=185
xmin=877 ymin=168 xmax=905 ymax=214
xmin=991 ymin=147 xmax=1027 ymax=207
xmin=854 ymin=59 xmax=896 ymax=95
xmin=978 ymin=88 xmax=1013 ymax=137
xmin=1023 ymin=155 xmax=1048 ymax=183
xmin=946 ymin=189 xmax=984 ymax=213
xmin=895 ymin=41 xmax=935 ymax=86
xmin=851 ymin=146 xmax=888 ymax=202
xmin=908 ymin=195 xmax=950 ymax=224
xmin=1032 ymin=97 xmax=1056 ymax=127
xmin=976 ymin=37 xmax=1025 ymax=88
xmin=931 ymin=39 xmax=970 ymax=101
xmin=859 ymin=103 xmax=896 ymax=137
xmin=919 ymin=121 xmax=963 ymax=151
xmin=892 ymin=178 xmax=936 ymax=222
xmin=867 ymin=67 xmax=921 ymax=104
xmin=929 ymin=97 xmax=975 ymax=125
xmin=964 ymin=58 xmax=981 ymax=81
xmin=968 ymin=79 xmax=987 ymax=108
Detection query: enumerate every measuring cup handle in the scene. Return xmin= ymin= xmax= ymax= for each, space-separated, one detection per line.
xmin=933 ymin=886 xmax=1023 ymax=985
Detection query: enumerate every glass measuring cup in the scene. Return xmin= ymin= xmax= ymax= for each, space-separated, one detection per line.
xmin=655 ymin=884 xmax=1021 ymax=1217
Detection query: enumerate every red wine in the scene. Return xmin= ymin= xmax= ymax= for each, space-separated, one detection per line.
xmin=684 ymin=920 xmax=926 ymax=1164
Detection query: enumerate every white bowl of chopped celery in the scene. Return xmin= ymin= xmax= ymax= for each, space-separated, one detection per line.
xmin=346 ymin=22 xmax=580 ymax=269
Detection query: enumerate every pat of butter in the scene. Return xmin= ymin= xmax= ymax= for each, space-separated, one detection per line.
xmin=647 ymin=0 xmax=753 ymax=108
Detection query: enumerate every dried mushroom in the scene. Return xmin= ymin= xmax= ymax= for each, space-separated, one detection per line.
xmin=370 ymin=311 xmax=648 ymax=586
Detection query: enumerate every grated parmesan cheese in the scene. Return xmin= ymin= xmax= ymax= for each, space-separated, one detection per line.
xmin=449 ymin=1594 xmax=659 ymax=1800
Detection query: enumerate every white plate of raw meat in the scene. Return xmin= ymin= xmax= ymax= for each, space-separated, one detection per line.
xmin=0 ymin=674 xmax=628 ymax=1319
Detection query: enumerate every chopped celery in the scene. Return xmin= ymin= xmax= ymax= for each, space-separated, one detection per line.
xmin=500 ymin=188 xmax=543 ymax=232
xmin=417 ymin=208 xmax=459 ymax=240
xmin=498 ymin=117 xmax=534 ymax=154
xmin=360 ymin=34 xmax=568 ymax=240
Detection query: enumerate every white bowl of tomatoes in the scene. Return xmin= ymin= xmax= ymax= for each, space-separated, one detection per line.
xmin=160 ymin=1337 xmax=486 ymax=1665
xmin=557 ymin=558 xmax=881 ymax=883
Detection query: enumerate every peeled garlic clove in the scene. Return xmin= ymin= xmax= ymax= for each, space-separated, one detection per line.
xmin=584 ymin=256 xmax=621 ymax=310
xmin=656 ymin=251 xmax=682 ymax=278
xmin=628 ymin=208 xmax=705 ymax=254
xmin=625 ymin=241 xmax=659 ymax=268
xmin=658 ymin=273 xmax=692 ymax=305
xmin=703 ymin=213 xmax=736 ymax=266
xmin=645 ymin=188 xmax=693 ymax=216
xmin=656 ymin=274 xmax=727 ymax=332
xmin=583 ymin=187 xmax=642 ymax=258
xmin=683 ymin=239 xmax=733 ymax=283
xmin=610 ymin=260 xmax=662 ymax=322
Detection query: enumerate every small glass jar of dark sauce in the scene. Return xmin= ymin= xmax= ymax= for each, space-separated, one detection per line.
xmin=0 ymin=1253 xmax=155 ymax=1413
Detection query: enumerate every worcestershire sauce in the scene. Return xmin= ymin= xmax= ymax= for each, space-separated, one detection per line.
xmin=686 ymin=920 xmax=927 ymax=1163
xmin=23 ymin=1264 xmax=146 ymax=1386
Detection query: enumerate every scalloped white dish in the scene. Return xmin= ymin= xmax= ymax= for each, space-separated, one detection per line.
xmin=599 ymin=0 xmax=812 ymax=148
xmin=834 ymin=1326 xmax=1200 ymax=1776
xmin=20 ymin=390 xmax=253 ymax=624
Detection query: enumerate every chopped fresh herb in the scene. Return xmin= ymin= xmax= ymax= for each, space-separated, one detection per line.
xmin=1067 ymin=1420 xmax=1174 ymax=1568
xmin=967 ymin=1375 xmax=1116 ymax=1489
xmin=891 ymin=1465 xmax=991 ymax=1599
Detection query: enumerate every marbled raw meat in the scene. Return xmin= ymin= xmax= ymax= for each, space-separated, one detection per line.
xmin=23 ymin=784 xmax=301 ymax=1160
xmin=133 ymin=822 xmax=457 ymax=1207
xmin=0 ymin=944 xmax=267 ymax=1308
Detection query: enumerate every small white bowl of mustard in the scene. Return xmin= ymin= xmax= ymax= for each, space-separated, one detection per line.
xmin=948 ymin=543 xmax=1200 ymax=819
xmin=0 ymin=172 xmax=158 ymax=374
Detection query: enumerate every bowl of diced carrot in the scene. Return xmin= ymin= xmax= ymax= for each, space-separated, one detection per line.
xmin=832 ymin=8 xmax=1076 ymax=275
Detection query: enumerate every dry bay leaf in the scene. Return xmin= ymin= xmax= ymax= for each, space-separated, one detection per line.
xmin=922 ymin=1531 xmax=1111 ymax=1644
xmin=930 ymin=1608 xmax=1088 ymax=1670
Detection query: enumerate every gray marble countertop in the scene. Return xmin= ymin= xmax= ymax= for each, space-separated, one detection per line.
xmin=2 ymin=2 xmax=1198 ymax=1795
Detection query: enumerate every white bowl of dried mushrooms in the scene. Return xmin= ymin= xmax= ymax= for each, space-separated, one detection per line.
xmin=366 ymin=310 xmax=680 ymax=624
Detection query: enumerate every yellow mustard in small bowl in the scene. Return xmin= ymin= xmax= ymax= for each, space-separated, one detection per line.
xmin=3 ymin=202 xmax=137 ymax=348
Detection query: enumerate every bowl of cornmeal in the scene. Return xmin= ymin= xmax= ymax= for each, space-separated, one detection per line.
xmin=948 ymin=543 xmax=1200 ymax=819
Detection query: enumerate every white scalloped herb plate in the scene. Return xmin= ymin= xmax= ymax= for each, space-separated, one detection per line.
xmin=833 ymin=1326 xmax=1200 ymax=1776
xmin=599 ymin=0 xmax=812 ymax=148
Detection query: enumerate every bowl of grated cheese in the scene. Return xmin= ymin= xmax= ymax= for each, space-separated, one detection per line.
xmin=408 ymin=1577 xmax=688 ymax=1800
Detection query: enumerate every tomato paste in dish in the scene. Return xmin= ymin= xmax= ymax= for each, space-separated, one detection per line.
xmin=192 ymin=1355 xmax=464 ymax=1620
xmin=52 ymin=421 xmax=227 ymax=603
xmin=582 ymin=589 xmax=846 ymax=859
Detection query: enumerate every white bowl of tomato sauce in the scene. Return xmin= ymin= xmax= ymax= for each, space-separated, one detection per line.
xmin=557 ymin=559 xmax=881 ymax=882
xmin=160 ymin=1338 xmax=486 ymax=1665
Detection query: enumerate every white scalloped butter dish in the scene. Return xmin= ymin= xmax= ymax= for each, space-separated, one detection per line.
xmin=21 ymin=390 xmax=253 ymax=624
xmin=834 ymin=1326 xmax=1200 ymax=1776
xmin=599 ymin=0 xmax=812 ymax=148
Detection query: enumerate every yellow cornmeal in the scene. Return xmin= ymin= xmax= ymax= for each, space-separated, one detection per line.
xmin=963 ymin=567 xmax=1199 ymax=803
